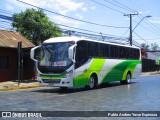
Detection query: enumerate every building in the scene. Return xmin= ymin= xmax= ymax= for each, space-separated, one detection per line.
xmin=141 ymin=50 xmax=160 ymax=72
xmin=146 ymin=52 xmax=160 ymax=62
xmin=0 ymin=30 xmax=35 ymax=82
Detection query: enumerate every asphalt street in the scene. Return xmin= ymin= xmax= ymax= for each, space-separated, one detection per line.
xmin=0 ymin=74 xmax=160 ymax=120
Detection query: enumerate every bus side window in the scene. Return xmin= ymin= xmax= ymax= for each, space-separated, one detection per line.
xmin=126 ymin=48 xmax=129 ymax=59
xmin=119 ymin=47 xmax=122 ymax=59
xmin=119 ymin=47 xmax=126 ymax=59
xmin=88 ymin=42 xmax=98 ymax=58
xmin=127 ymin=48 xmax=136 ymax=60
xmin=110 ymin=45 xmax=114 ymax=58
xmin=105 ymin=44 xmax=110 ymax=58
xmin=110 ymin=45 xmax=118 ymax=59
xmin=127 ymin=48 xmax=132 ymax=59
xmin=133 ymin=48 xmax=140 ymax=59
xmin=99 ymin=43 xmax=109 ymax=58
xmin=75 ymin=41 xmax=88 ymax=68
xmin=99 ymin=44 xmax=105 ymax=58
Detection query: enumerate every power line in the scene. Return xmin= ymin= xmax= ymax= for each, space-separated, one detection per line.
xmin=0 ymin=9 xmax=13 ymax=15
xmin=133 ymin=31 xmax=151 ymax=44
xmin=90 ymin=0 xmax=154 ymax=45
xmin=120 ymin=28 xmax=130 ymax=37
xmin=0 ymin=14 xmax=128 ymax=42
xmin=124 ymin=13 xmax=138 ymax=46
xmin=103 ymin=0 xmax=136 ymax=13
xmin=134 ymin=38 xmax=160 ymax=41
xmin=133 ymin=19 xmax=160 ymax=37
xmin=0 ymin=13 xmax=126 ymax=39
xmin=0 ymin=25 xmax=12 ymax=30
xmin=112 ymin=0 xmax=138 ymax=13
xmin=140 ymin=16 xmax=160 ymax=34
xmin=0 ymin=20 xmax=12 ymax=24
xmin=91 ymin=0 xmax=125 ymax=14
xmin=0 ymin=8 xmax=126 ymax=37
xmin=55 ymin=22 xmax=122 ymax=37
xmin=16 ymin=0 xmax=127 ymax=29
xmin=106 ymin=0 xmax=160 ymax=41
xmin=2 ymin=0 xmax=159 ymax=45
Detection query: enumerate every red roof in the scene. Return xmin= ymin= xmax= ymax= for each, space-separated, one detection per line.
xmin=0 ymin=30 xmax=35 ymax=48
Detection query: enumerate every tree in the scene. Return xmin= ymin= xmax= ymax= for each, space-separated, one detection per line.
xmin=141 ymin=42 xmax=160 ymax=51
xmin=12 ymin=8 xmax=62 ymax=45
xmin=150 ymin=42 xmax=159 ymax=51
xmin=141 ymin=43 xmax=150 ymax=51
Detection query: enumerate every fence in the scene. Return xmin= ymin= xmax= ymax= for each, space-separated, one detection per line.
xmin=142 ymin=59 xmax=156 ymax=72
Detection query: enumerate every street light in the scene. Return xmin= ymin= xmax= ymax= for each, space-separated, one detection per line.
xmin=132 ymin=15 xmax=152 ymax=31
xmin=129 ymin=15 xmax=151 ymax=46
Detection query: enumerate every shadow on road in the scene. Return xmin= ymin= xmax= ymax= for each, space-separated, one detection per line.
xmin=31 ymin=82 xmax=137 ymax=94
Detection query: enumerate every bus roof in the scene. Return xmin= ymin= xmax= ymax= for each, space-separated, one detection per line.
xmin=43 ymin=36 xmax=140 ymax=49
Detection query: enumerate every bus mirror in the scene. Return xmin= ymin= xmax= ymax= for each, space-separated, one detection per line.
xmin=68 ymin=45 xmax=76 ymax=61
xmin=30 ymin=46 xmax=41 ymax=61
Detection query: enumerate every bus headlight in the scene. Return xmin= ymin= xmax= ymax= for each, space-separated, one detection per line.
xmin=63 ymin=70 xmax=73 ymax=78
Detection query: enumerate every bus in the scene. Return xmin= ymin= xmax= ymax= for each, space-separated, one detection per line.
xmin=30 ymin=37 xmax=141 ymax=89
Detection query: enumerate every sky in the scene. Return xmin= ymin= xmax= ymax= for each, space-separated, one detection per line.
xmin=0 ymin=0 xmax=160 ymax=47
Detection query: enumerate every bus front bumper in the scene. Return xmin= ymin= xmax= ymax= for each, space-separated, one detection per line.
xmin=37 ymin=76 xmax=73 ymax=87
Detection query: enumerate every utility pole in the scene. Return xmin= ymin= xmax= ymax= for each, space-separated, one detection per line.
xmin=124 ymin=13 xmax=138 ymax=46
xmin=18 ymin=42 xmax=22 ymax=86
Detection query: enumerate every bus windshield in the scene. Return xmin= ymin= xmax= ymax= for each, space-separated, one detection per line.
xmin=38 ymin=42 xmax=74 ymax=73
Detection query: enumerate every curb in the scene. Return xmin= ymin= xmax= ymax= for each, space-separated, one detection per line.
xmin=0 ymin=82 xmax=42 ymax=91
xmin=141 ymin=71 xmax=160 ymax=76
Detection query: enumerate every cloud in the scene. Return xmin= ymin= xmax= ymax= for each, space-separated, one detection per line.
xmin=149 ymin=18 xmax=160 ymax=24
xmin=54 ymin=0 xmax=85 ymax=12
xmin=52 ymin=15 xmax=82 ymax=27
xmin=6 ymin=0 xmax=86 ymax=14
xmin=82 ymin=7 xmax=87 ymax=12
xmin=5 ymin=0 xmax=86 ymax=27
xmin=138 ymin=11 xmax=143 ymax=14
xmin=144 ymin=10 xmax=151 ymax=14
xmin=75 ymin=14 xmax=83 ymax=19
xmin=91 ymin=6 xmax=96 ymax=10
xmin=5 ymin=4 xmax=14 ymax=11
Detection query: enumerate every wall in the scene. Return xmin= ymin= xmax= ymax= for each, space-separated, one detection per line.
xmin=0 ymin=47 xmax=34 ymax=82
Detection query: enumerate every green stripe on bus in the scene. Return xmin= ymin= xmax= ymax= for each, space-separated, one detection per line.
xmin=73 ymin=58 xmax=105 ymax=87
xmin=122 ymin=60 xmax=141 ymax=80
xmin=40 ymin=72 xmax=67 ymax=79
xmin=102 ymin=60 xmax=141 ymax=83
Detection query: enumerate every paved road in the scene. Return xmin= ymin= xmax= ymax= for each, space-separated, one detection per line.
xmin=0 ymin=75 xmax=160 ymax=120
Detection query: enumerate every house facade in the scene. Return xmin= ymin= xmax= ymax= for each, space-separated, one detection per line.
xmin=0 ymin=30 xmax=35 ymax=82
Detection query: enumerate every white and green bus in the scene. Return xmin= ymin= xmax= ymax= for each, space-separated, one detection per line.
xmin=30 ymin=37 xmax=141 ymax=89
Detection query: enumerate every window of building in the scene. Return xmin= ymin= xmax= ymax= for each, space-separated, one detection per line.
xmin=0 ymin=56 xmax=9 ymax=69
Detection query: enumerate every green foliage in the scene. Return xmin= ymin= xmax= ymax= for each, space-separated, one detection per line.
xmin=12 ymin=8 xmax=62 ymax=45
xmin=150 ymin=43 xmax=159 ymax=51
xmin=141 ymin=43 xmax=150 ymax=51
xmin=141 ymin=42 xmax=159 ymax=51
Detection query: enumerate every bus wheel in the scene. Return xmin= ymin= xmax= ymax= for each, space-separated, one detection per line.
xmin=86 ymin=75 xmax=97 ymax=89
xmin=121 ymin=73 xmax=131 ymax=84
xmin=126 ymin=73 xmax=131 ymax=84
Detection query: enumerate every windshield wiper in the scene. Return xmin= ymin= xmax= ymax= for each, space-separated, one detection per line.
xmin=42 ymin=46 xmax=54 ymax=67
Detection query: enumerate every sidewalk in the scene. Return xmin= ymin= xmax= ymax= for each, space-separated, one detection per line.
xmin=141 ymin=71 xmax=160 ymax=76
xmin=0 ymin=71 xmax=160 ymax=91
xmin=0 ymin=79 xmax=42 ymax=91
